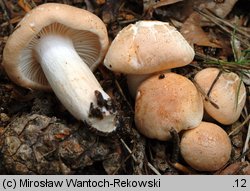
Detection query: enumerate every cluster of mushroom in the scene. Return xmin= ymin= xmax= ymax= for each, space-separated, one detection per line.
xmin=2 ymin=3 xmax=246 ymax=172
xmin=104 ymin=20 xmax=247 ymax=171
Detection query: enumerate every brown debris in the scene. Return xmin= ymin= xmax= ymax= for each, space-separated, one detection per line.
xmin=181 ymin=12 xmax=222 ymax=48
xmin=0 ymin=0 xmax=250 ymax=175
xmin=0 ymin=114 xmax=122 ymax=174
xmin=219 ymin=161 xmax=250 ymax=175
xmin=17 ymin=0 xmax=33 ymax=12
xmin=143 ymin=0 xmax=183 ymax=16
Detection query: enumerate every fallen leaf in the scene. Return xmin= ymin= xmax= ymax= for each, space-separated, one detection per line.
xmin=180 ymin=12 xmax=221 ymax=48
xmin=219 ymin=162 xmax=250 ymax=175
xmin=199 ymin=0 xmax=238 ymax=19
xmin=165 ymin=0 xmax=239 ymax=22
xmin=143 ymin=0 xmax=183 ymax=14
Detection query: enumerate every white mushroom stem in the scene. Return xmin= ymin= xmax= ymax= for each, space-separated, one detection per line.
xmin=127 ymin=70 xmax=171 ymax=98
xmin=127 ymin=74 xmax=152 ymax=98
xmin=35 ymin=34 xmax=116 ymax=132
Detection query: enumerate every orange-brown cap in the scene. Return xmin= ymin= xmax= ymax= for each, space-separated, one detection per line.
xmin=180 ymin=121 xmax=232 ymax=171
xmin=104 ymin=21 xmax=194 ymax=74
xmin=194 ymin=68 xmax=246 ymax=125
xmin=3 ymin=3 xmax=109 ymax=90
xmin=134 ymin=72 xmax=203 ymax=141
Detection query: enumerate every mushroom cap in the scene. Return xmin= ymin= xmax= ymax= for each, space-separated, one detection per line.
xmin=194 ymin=68 xmax=246 ymax=125
xmin=180 ymin=121 xmax=232 ymax=171
xmin=134 ymin=72 xmax=203 ymax=141
xmin=104 ymin=21 xmax=195 ymax=74
xmin=3 ymin=3 xmax=109 ymax=90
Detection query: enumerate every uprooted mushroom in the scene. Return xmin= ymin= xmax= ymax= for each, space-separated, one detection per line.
xmin=3 ymin=3 xmax=119 ymax=133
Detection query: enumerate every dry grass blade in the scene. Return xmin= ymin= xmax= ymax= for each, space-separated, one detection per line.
xmin=120 ymin=138 xmax=161 ymax=175
xmin=171 ymin=162 xmax=195 ymax=174
xmin=241 ymin=121 xmax=250 ymax=161
xmin=228 ymin=113 xmax=250 ymax=136
xmin=194 ymin=8 xmax=250 ymax=48
xmin=147 ymin=162 xmax=161 ymax=175
xmin=143 ymin=0 xmax=182 ymax=12
xmin=17 ymin=0 xmax=32 ymax=12
xmin=202 ymin=8 xmax=250 ymax=39
xmin=1 ymin=16 xmax=23 ymax=27
xmin=152 ymin=0 xmax=183 ymax=9
xmin=206 ymin=70 xmax=222 ymax=98
xmin=192 ymin=78 xmax=219 ymax=109
xmin=115 ymin=80 xmax=134 ymax=113
xmin=0 ymin=0 xmax=14 ymax=32
xmin=195 ymin=52 xmax=250 ymax=71
xmin=180 ymin=12 xmax=221 ymax=48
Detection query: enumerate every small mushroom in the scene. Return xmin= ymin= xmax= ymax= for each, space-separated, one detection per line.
xmin=134 ymin=72 xmax=203 ymax=141
xmin=180 ymin=122 xmax=232 ymax=171
xmin=104 ymin=20 xmax=194 ymax=97
xmin=3 ymin=3 xmax=118 ymax=133
xmin=194 ymin=68 xmax=246 ymax=125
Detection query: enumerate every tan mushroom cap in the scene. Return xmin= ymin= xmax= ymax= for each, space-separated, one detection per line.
xmin=104 ymin=21 xmax=195 ymax=74
xmin=194 ymin=68 xmax=246 ymax=125
xmin=3 ymin=3 xmax=109 ymax=90
xmin=180 ymin=122 xmax=232 ymax=171
xmin=134 ymin=72 xmax=203 ymax=141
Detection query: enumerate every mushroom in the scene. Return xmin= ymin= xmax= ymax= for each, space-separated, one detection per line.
xmin=134 ymin=72 xmax=203 ymax=141
xmin=3 ymin=3 xmax=118 ymax=133
xmin=104 ymin=20 xmax=195 ymax=97
xmin=126 ymin=71 xmax=169 ymax=98
xmin=194 ymin=68 xmax=246 ymax=125
xmin=180 ymin=122 xmax=232 ymax=171
xmin=126 ymin=74 xmax=151 ymax=98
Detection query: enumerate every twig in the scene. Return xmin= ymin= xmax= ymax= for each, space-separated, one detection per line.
xmin=228 ymin=113 xmax=250 ymax=136
xmin=194 ymin=8 xmax=250 ymax=48
xmin=171 ymin=162 xmax=195 ymax=174
xmin=30 ymin=0 xmax=37 ymax=8
xmin=1 ymin=16 xmax=23 ymax=27
xmin=120 ymin=138 xmax=137 ymax=161
xmin=118 ymin=18 xmax=139 ymax=25
xmin=192 ymin=78 xmax=219 ymax=109
xmin=0 ymin=0 xmax=14 ymax=32
xmin=120 ymin=138 xmax=161 ymax=175
xmin=232 ymin=163 xmax=249 ymax=175
xmin=232 ymin=148 xmax=250 ymax=163
xmin=241 ymin=121 xmax=250 ymax=162
xmin=195 ymin=52 xmax=250 ymax=71
xmin=114 ymin=80 xmax=134 ymax=113
xmin=17 ymin=0 xmax=32 ymax=12
xmin=207 ymin=70 xmax=222 ymax=98
xmin=202 ymin=9 xmax=250 ymax=39
xmin=214 ymin=148 xmax=250 ymax=175
xmin=169 ymin=128 xmax=180 ymax=163
xmin=147 ymin=162 xmax=161 ymax=175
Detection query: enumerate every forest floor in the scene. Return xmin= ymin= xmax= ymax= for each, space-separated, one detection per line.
xmin=0 ymin=0 xmax=250 ymax=175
